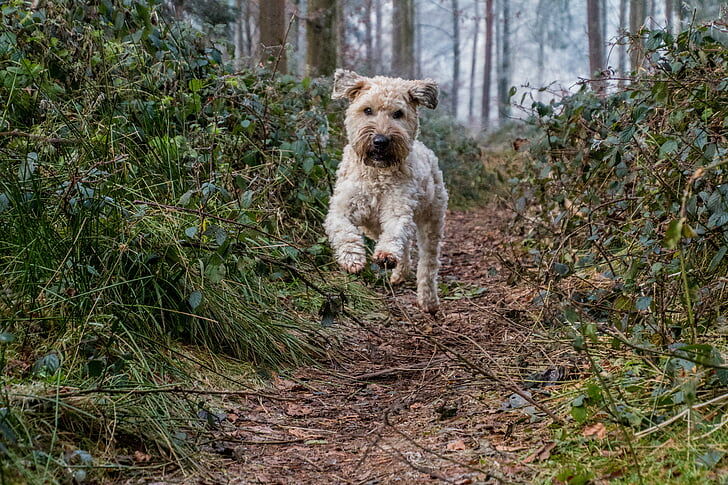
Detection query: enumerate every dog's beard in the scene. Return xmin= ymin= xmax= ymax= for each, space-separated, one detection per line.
xmin=352 ymin=128 xmax=411 ymax=168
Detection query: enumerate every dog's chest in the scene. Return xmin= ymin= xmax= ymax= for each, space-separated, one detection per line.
xmin=346 ymin=177 xmax=401 ymax=226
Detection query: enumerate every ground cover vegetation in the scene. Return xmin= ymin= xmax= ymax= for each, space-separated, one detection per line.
xmin=513 ymin=23 xmax=728 ymax=483
xmin=0 ymin=1 xmax=489 ymax=482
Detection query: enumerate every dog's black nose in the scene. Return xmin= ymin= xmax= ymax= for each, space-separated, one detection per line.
xmin=373 ymin=134 xmax=391 ymax=148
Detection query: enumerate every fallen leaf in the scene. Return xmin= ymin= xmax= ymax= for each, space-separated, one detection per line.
xmin=227 ymin=413 xmax=239 ymax=422
xmin=522 ymin=442 xmax=556 ymax=463
xmin=447 ymin=439 xmax=467 ymax=451
xmin=583 ymin=422 xmax=607 ymax=440
xmin=288 ymin=428 xmax=321 ymax=439
xmin=285 ymin=403 xmax=314 ymax=417
xmin=133 ymin=450 xmax=151 ymax=463
xmin=495 ymin=444 xmax=527 ymax=452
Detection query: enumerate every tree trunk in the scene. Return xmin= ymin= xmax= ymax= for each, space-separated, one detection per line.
xmin=337 ymin=0 xmax=347 ymax=69
xmin=497 ymin=0 xmax=510 ymax=122
xmin=629 ymin=0 xmax=645 ymax=73
xmin=665 ymin=0 xmax=673 ymax=34
xmin=364 ymin=0 xmax=374 ymax=74
xmin=290 ymin=0 xmax=301 ymax=75
xmin=451 ymin=0 xmax=461 ymax=117
xmin=468 ymin=0 xmax=480 ymax=123
xmin=259 ymin=0 xmax=287 ymax=73
xmin=677 ymin=0 xmax=690 ymax=31
xmin=234 ymin=0 xmax=244 ymax=70
xmin=416 ymin=2 xmax=423 ymax=78
xmin=306 ymin=0 xmax=337 ymax=77
xmin=392 ymin=0 xmax=415 ymax=78
xmin=618 ymin=0 xmax=627 ymax=86
xmin=243 ymin=0 xmax=253 ymax=57
xmin=535 ymin=0 xmax=547 ymax=100
xmin=481 ymin=0 xmax=494 ymax=129
xmin=374 ymin=0 xmax=383 ymax=73
xmin=587 ymin=0 xmax=606 ymax=93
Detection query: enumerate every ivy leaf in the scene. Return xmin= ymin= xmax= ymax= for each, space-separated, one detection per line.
xmin=664 ymin=218 xmax=683 ymax=249
xmin=707 ymin=246 xmax=727 ymax=272
xmin=636 ymin=296 xmax=653 ymax=311
xmin=188 ymin=290 xmax=203 ymax=310
xmin=659 ymin=139 xmax=678 ymax=157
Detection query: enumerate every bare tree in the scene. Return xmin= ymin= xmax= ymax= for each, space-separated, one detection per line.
xmin=259 ymin=0 xmax=287 ymax=73
xmin=306 ymin=0 xmax=337 ymax=77
xmin=618 ymin=0 xmax=628 ymax=86
xmin=337 ymin=0 xmax=347 ymax=69
xmin=587 ymin=0 xmax=606 ymax=92
xmin=375 ymin=0 xmax=383 ymax=73
xmin=392 ymin=0 xmax=415 ymax=78
xmin=497 ymin=0 xmax=511 ymax=121
xmin=468 ymin=0 xmax=481 ymax=123
xmin=481 ymin=0 xmax=494 ymax=128
xmin=452 ymin=0 xmax=461 ymax=117
xmin=234 ymin=0 xmax=244 ymax=69
xmin=629 ymin=0 xmax=646 ymax=73
xmin=364 ymin=0 xmax=374 ymax=74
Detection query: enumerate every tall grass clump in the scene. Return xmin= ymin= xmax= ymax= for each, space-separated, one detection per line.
xmin=0 ymin=0 xmax=370 ymax=482
xmin=513 ymin=24 xmax=728 ymax=482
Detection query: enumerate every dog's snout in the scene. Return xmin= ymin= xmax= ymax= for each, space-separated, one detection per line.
xmin=373 ymin=134 xmax=391 ymax=148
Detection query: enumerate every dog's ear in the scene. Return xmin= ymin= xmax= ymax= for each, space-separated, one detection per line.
xmin=332 ymin=69 xmax=368 ymax=101
xmin=409 ymin=79 xmax=439 ymax=109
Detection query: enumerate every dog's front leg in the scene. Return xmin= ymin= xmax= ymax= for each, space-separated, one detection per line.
xmin=324 ymin=194 xmax=367 ymax=274
xmin=373 ymin=201 xmax=416 ymax=270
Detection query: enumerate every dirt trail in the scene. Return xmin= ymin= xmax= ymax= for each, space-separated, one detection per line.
xmin=203 ymin=206 xmax=557 ymax=484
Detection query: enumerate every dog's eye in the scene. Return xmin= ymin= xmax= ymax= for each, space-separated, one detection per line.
xmin=392 ymin=110 xmax=404 ymax=119
xmin=363 ymin=107 xmax=373 ymax=116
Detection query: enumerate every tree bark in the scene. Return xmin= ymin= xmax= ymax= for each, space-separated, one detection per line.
xmin=629 ymin=0 xmax=645 ymax=73
xmin=364 ymin=0 xmax=374 ymax=74
xmin=243 ymin=0 xmax=253 ymax=57
xmin=468 ymin=0 xmax=480 ymax=123
xmin=234 ymin=0 xmax=244 ymax=70
xmin=587 ymin=0 xmax=606 ymax=93
xmin=374 ymin=0 xmax=383 ymax=73
xmin=337 ymin=0 xmax=347 ymax=69
xmin=618 ymin=0 xmax=628 ymax=86
xmin=451 ymin=0 xmax=461 ymax=117
xmin=259 ymin=0 xmax=287 ymax=73
xmin=481 ymin=0 xmax=494 ymax=129
xmin=306 ymin=0 xmax=337 ymax=77
xmin=665 ymin=0 xmax=673 ymax=34
xmin=497 ymin=0 xmax=510 ymax=122
xmin=392 ymin=0 xmax=415 ymax=78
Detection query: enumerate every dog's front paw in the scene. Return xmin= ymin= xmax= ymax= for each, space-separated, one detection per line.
xmin=373 ymin=250 xmax=398 ymax=269
xmin=418 ymin=298 xmax=440 ymax=315
xmin=338 ymin=251 xmax=366 ymax=274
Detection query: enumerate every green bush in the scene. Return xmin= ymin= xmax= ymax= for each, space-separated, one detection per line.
xmin=514 ymin=25 xmax=728 ymax=481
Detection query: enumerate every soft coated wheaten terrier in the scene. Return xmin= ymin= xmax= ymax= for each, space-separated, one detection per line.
xmin=325 ymin=69 xmax=448 ymax=314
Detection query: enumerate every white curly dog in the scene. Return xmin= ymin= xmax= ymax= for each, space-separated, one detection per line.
xmin=324 ymin=69 xmax=448 ymax=314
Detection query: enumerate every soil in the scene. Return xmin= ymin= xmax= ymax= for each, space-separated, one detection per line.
xmin=192 ymin=206 xmax=566 ymax=484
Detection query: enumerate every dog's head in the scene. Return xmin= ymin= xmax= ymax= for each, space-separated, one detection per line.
xmin=332 ymin=69 xmax=438 ymax=168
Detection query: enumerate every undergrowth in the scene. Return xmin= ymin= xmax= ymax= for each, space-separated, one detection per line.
xmin=512 ymin=23 xmax=728 ymax=483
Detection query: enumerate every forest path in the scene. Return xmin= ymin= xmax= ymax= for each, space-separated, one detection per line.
xmin=203 ymin=205 xmax=556 ymax=484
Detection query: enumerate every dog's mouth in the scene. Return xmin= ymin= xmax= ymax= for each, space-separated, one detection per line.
xmin=364 ymin=148 xmax=397 ymax=167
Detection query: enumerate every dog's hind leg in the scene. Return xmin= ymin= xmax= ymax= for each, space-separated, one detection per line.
xmin=389 ymin=241 xmax=411 ymax=285
xmin=415 ymin=212 xmax=444 ymax=314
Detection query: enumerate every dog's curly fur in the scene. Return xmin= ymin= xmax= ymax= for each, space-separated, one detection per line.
xmin=324 ymin=69 xmax=448 ymax=314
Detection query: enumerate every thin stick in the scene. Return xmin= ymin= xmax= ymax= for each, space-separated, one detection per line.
xmin=635 ymin=392 xmax=728 ymax=438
